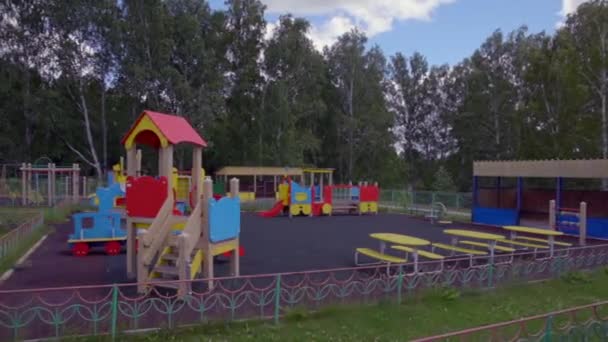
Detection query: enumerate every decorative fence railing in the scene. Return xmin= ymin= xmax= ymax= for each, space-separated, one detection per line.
xmin=413 ymin=300 xmax=608 ymax=341
xmin=1 ymin=244 xmax=608 ymax=341
xmin=379 ymin=190 xmax=472 ymax=214
xmin=0 ymin=213 xmax=44 ymax=261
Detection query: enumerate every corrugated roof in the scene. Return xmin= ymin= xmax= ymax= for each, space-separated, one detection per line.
xmin=215 ymin=166 xmax=304 ymax=176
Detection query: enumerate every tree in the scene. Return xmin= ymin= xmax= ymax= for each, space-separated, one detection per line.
xmin=432 ymin=166 xmax=456 ymax=192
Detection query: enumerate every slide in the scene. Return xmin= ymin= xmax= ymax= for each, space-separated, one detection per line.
xmin=259 ymin=201 xmax=284 ymax=217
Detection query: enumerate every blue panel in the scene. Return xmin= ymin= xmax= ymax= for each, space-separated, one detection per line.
xmin=587 ymin=218 xmax=608 ymax=239
xmin=472 ymin=207 xmax=519 ymax=226
xmin=562 ymin=217 xmax=608 ymax=239
xmin=96 ymin=183 xmax=124 ymax=212
xmin=69 ymin=211 xmax=124 ymax=241
xmin=209 ymin=196 xmax=241 ymax=243
xmin=350 ymin=187 xmax=360 ymax=201
xmin=175 ymin=202 xmax=187 ymax=215
xmin=290 ymin=181 xmax=311 ymax=205
xmin=313 ymin=185 xmax=322 ymax=201
xmin=107 ymin=171 xmax=115 ymax=187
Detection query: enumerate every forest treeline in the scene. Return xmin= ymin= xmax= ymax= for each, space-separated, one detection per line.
xmin=0 ymin=0 xmax=607 ymax=191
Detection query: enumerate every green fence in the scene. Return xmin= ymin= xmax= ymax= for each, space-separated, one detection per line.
xmin=380 ymin=189 xmax=472 ymax=214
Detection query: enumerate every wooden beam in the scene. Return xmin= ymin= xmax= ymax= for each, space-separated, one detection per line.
xmin=474 ymin=159 xmax=608 ymax=178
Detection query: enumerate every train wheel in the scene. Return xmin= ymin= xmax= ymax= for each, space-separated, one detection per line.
xmin=72 ymin=242 xmax=90 ymax=257
xmin=105 ymin=241 xmax=122 ymax=256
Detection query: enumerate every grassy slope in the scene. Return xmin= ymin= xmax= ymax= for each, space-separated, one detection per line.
xmin=72 ymin=270 xmax=608 ymax=341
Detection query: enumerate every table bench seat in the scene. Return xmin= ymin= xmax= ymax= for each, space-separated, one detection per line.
xmin=514 ymin=236 xmax=572 ymax=247
xmin=497 ymin=239 xmax=548 ymax=249
xmin=432 ymin=243 xmax=487 ymax=256
xmin=355 ymin=248 xmax=406 ymax=264
xmin=390 ymin=245 xmax=445 ymax=260
xmin=459 ymin=240 xmax=516 ymax=253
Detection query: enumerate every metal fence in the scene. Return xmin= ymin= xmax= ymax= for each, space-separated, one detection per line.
xmin=1 ymin=244 xmax=608 ymax=341
xmin=0 ymin=213 xmax=44 ymax=261
xmin=414 ymin=300 xmax=608 ymax=341
xmin=379 ymin=189 xmax=472 ymax=214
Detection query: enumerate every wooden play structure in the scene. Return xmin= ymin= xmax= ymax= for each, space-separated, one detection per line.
xmin=473 ymin=159 xmax=608 ymax=239
xmin=121 ymin=110 xmax=241 ymax=294
xmin=260 ymin=167 xmax=380 ymax=218
xmin=20 ymin=163 xmax=81 ymax=206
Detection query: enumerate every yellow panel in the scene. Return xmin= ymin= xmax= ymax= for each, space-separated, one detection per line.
xmin=210 ymin=240 xmax=238 ymax=256
xmin=359 ymin=202 xmax=368 ymax=213
xmin=134 ymin=222 xmax=151 ymax=229
xmin=190 ymin=249 xmax=204 ymax=279
xmin=150 ymin=246 xmax=173 ymax=279
xmin=295 ymin=192 xmax=307 ymax=202
xmin=123 ymin=114 xmax=169 ymax=149
xmin=67 ymin=237 xmax=126 ymax=243
xmin=279 ymin=183 xmax=289 ymax=205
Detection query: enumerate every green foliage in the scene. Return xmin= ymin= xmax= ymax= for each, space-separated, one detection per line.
xmin=432 ymin=166 xmax=456 ymax=192
xmin=1 ymin=1 xmax=608 ymax=190
xmin=0 ymin=225 xmax=51 ymax=275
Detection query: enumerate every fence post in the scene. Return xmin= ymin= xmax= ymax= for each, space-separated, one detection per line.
xmin=456 ymin=194 xmax=460 ymax=209
xmin=274 ymin=274 xmax=281 ymax=324
xmin=544 ymin=315 xmax=553 ymax=341
xmin=111 ymin=285 xmax=119 ymax=341
xmin=580 ymin=202 xmax=587 ymax=246
xmin=396 ymin=265 xmax=404 ymax=304
xmin=549 ymin=200 xmax=556 ymax=231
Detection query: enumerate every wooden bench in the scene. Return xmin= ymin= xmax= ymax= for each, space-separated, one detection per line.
xmin=514 ymin=236 xmax=572 ymax=247
xmin=355 ymin=248 xmax=407 ymax=266
xmin=459 ymin=240 xmax=516 ymax=253
xmin=496 ymin=239 xmax=548 ymax=249
xmin=390 ymin=245 xmax=444 ymax=260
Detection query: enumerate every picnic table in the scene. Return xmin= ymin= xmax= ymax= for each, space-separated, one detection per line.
xmin=503 ymin=226 xmax=564 ymax=257
xmin=369 ymin=233 xmax=430 ymax=272
xmin=443 ymin=229 xmax=505 ymax=261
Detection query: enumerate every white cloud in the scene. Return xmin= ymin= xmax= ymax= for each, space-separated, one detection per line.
xmin=557 ymin=0 xmax=588 ymax=27
xmin=560 ymin=0 xmax=587 ymax=16
xmin=262 ymin=0 xmax=455 ymax=49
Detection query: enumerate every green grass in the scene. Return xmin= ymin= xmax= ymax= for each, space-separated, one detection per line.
xmin=65 ymin=269 xmax=608 ymax=341
xmin=44 ymin=202 xmax=94 ymax=224
xmin=0 ymin=207 xmax=42 ymax=235
xmin=0 ymin=224 xmax=52 ymax=275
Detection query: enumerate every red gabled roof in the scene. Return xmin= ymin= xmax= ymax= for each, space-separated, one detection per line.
xmin=121 ymin=110 xmax=207 ymax=148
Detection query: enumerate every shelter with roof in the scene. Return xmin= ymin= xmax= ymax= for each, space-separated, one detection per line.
xmin=215 ymin=166 xmax=335 ymax=199
xmin=121 ymin=110 xmax=208 ymax=279
xmin=472 ymin=159 xmax=608 ymax=238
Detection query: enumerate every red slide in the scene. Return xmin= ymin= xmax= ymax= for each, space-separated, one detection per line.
xmin=259 ymin=201 xmax=284 ymax=217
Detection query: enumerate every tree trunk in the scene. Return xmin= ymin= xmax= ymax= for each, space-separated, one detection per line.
xmin=101 ymin=87 xmax=107 ymax=172
xmin=347 ymin=65 xmax=355 ymax=181
xmin=78 ymin=84 xmax=103 ymax=181
xmin=23 ymin=69 xmax=33 ymax=160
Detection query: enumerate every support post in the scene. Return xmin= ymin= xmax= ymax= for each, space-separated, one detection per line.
xmin=21 ymin=163 xmax=26 ymax=206
xmin=136 ymin=149 xmax=142 ymax=176
xmin=126 ymin=148 xmax=137 ymax=177
xmin=580 ymin=202 xmax=587 ymax=246
xmin=329 ymin=172 xmax=333 ymax=186
xmin=202 ymin=176 xmax=214 ymax=289
xmin=191 ymin=147 xmax=202 ymax=208
xmin=273 ymin=175 xmax=277 ymax=194
xmin=556 ymin=177 xmax=563 ymax=214
xmin=72 ymin=164 xmax=79 ymax=202
xmin=496 ymin=177 xmax=501 ymax=208
xmin=47 ymin=163 xmax=53 ymax=206
xmin=472 ymin=176 xmax=479 ymax=207
xmin=516 ymin=177 xmax=522 ymax=225
xmin=230 ymin=178 xmax=240 ymax=276
xmin=253 ymin=174 xmax=257 ymax=198
xmin=82 ymin=176 xmax=87 ymax=197
xmin=549 ymin=200 xmax=556 ymax=231
xmin=126 ymin=219 xmax=136 ymax=278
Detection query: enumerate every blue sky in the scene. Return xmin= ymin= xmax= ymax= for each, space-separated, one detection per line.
xmin=209 ymin=0 xmax=584 ymax=66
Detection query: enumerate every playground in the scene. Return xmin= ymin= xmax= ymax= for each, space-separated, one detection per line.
xmin=2 ymin=111 xmax=608 ymax=341
xmin=0 ymin=213 xmax=542 ymax=291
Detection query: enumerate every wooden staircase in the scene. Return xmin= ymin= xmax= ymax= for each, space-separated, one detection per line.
xmin=150 ymin=236 xmax=205 ymax=290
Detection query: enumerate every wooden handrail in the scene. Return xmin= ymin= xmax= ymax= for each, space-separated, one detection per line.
xmin=180 ymin=198 xmax=203 ymax=261
xmin=142 ymin=197 xmax=173 ymax=247
xmin=141 ymin=197 xmax=174 ymax=265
